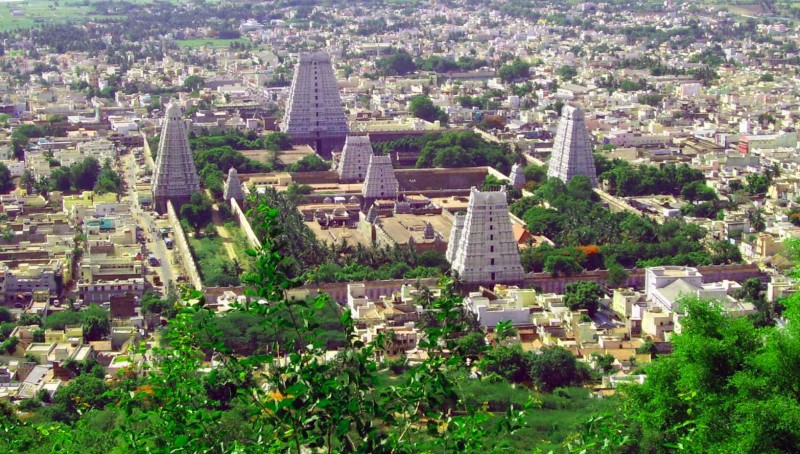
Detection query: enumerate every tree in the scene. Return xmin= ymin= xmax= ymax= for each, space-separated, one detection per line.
xmin=498 ymin=59 xmax=531 ymax=83
xmin=544 ymin=255 xmax=583 ymax=277
xmin=140 ymin=292 xmax=176 ymax=318
xmin=0 ymin=163 xmax=13 ymax=193
xmin=82 ymin=304 xmax=110 ymax=341
xmin=606 ymin=262 xmax=629 ymax=288
xmin=408 ymin=95 xmax=448 ymax=125
xmin=93 ymin=160 xmax=122 ymax=194
xmin=183 ymin=75 xmax=205 ymax=91
xmin=710 ymin=240 xmax=742 ymax=265
xmin=48 ymin=167 xmax=72 ymax=192
xmin=288 ymin=154 xmax=329 ymax=172
xmin=481 ymin=344 xmax=532 ymax=383
xmin=51 ymin=373 xmax=110 ymax=423
xmin=17 ymin=313 xmax=41 ymax=326
xmin=376 ymin=51 xmax=416 ymax=76
xmin=0 ymin=307 xmax=12 ymax=323
xmin=455 ymin=332 xmax=487 ymax=358
xmin=563 ymin=281 xmax=604 ymax=315
xmin=70 ymin=157 xmax=101 ymax=191
xmin=556 ymin=65 xmax=578 ymax=81
xmin=180 ymin=192 xmax=213 ymax=232
xmin=43 ymin=310 xmax=82 ymax=330
xmin=529 ymin=346 xmax=589 ymax=392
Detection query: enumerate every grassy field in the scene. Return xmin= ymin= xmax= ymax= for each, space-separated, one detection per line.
xmin=0 ymin=0 xmax=121 ymax=31
xmin=176 ymin=38 xmax=249 ymax=49
xmin=187 ymin=224 xmax=243 ymax=287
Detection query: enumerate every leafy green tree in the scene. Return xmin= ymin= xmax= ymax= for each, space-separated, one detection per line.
xmin=43 ymin=310 xmax=82 ymax=330
xmin=288 ymin=154 xmax=329 ymax=172
xmin=180 ymin=192 xmax=213 ymax=232
xmin=0 ymin=307 xmax=12 ymax=323
xmin=710 ymin=240 xmax=743 ymax=265
xmin=48 ymin=167 xmax=72 ymax=192
xmin=529 ymin=346 xmax=589 ymax=392
xmin=70 ymin=157 xmax=101 ymax=191
xmin=408 ymin=95 xmax=448 ymax=125
xmin=544 ymin=255 xmax=583 ymax=277
xmin=376 ymin=51 xmax=416 ymax=76
xmin=93 ymin=160 xmax=122 ymax=194
xmin=182 ymin=75 xmax=205 ymax=91
xmin=17 ymin=313 xmax=41 ymax=326
xmin=563 ymin=281 xmax=604 ymax=315
xmin=498 ymin=59 xmax=531 ymax=83
xmin=556 ymin=65 xmax=578 ymax=81
xmin=455 ymin=332 xmax=487 ymax=358
xmin=0 ymin=163 xmax=13 ymax=193
xmin=81 ymin=304 xmax=110 ymax=341
xmin=605 ymin=262 xmax=629 ymax=288
xmin=481 ymin=344 xmax=532 ymax=383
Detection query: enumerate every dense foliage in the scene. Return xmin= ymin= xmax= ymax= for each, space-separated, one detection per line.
xmin=576 ymin=295 xmax=800 ymax=452
xmin=513 ymin=176 xmax=741 ymax=273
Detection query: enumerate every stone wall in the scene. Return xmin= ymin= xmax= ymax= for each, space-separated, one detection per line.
xmin=166 ymin=201 xmax=203 ymax=291
xmin=230 ymin=198 xmax=261 ymax=249
xmin=395 ymin=167 xmax=488 ymax=191
xmin=524 ymin=263 xmax=765 ymax=294
xmin=290 ymin=171 xmax=341 ymax=185
xmin=297 ymin=278 xmax=439 ymax=304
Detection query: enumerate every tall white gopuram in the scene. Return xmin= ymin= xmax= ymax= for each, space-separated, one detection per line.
xmin=450 ymin=187 xmax=525 ymax=284
xmin=281 ymin=52 xmax=349 ymax=157
xmin=546 ymin=105 xmax=598 ymax=187
xmin=152 ymin=102 xmax=202 ymax=214
xmin=362 ymin=155 xmax=399 ymax=203
xmin=337 ymin=135 xmax=374 ymax=182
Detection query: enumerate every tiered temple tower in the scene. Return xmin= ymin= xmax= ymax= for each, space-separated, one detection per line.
xmin=223 ymin=167 xmax=244 ymax=204
xmin=450 ymin=187 xmax=525 ymax=284
xmin=337 ymin=135 xmax=374 ymax=182
xmin=546 ymin=105 xmax=598 ymax=187
xmin=151 ymin=102 xmax=202 ymax=213
xmin=362 ymin=155 xmax=399 ymax=206
xmin=281 ymin=52 xmax=349 ymax=157
xmin=509 ymin=163 xmax=525 ymax=189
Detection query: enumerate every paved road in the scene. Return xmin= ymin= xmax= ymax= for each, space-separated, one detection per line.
xmin=122 ymin=151 xmax=177 ymax=291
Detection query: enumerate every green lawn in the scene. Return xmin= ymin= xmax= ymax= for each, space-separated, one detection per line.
xmin=176 ymin=38 xmax=248 ymax=49
xmin=186 ymin=226 xmax=241 ymax=288
xmin=0 ymin=0 xmax=111 ymax=31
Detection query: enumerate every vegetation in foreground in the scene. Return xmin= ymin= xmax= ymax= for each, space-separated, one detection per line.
xmin=2 ymin=201 xmax=799 ymax=453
